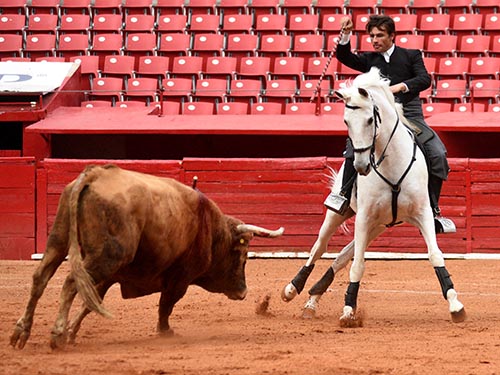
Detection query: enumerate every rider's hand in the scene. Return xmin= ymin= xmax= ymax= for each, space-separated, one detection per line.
xmin=340 ymin=17 xmax=353 ymax=33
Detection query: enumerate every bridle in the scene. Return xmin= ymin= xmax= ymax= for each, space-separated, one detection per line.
xmin=346 ymin=96 xmax=417 ymax=227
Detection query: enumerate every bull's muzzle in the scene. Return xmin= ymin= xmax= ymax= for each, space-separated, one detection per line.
xmin=226 ymin=288 xmax=247 ymax=300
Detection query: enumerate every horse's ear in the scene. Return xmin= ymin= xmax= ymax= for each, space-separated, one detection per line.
xmin=358 ymin=87 xmax=369 ymax=98
xmin=334 ymin=90 xmax=345 ymax=101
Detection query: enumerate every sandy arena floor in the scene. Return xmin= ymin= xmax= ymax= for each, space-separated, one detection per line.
xmin=1 ymin=258 xmax=499 ymax=375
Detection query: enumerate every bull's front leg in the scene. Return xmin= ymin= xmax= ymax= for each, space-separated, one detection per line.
xmin=157 ymin=285 xmax=189 ymax=336
xmin=11 ymin=250 xmax=66 ymax=349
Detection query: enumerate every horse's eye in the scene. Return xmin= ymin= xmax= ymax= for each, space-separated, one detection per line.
xmin=367 ymin=117 xmax=374 ymax=125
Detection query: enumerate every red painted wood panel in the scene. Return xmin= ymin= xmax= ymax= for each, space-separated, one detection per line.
xmin=0 ymin=158 xmax=36 ymax=260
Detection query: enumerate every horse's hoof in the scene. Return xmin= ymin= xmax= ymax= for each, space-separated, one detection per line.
xmin=339 ymin=306 xmax=363 ymax=328
xmin=50 ymin=332 xmax=67 ymax=350
xmin=302 ymin=307 xmax=316 ymax=319
xmin=451 ymin=308 xmax=467 ymax=323
xmin=281 ymin=283 xmax=297 ymax=302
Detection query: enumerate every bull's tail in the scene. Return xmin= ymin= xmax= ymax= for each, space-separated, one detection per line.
xmin=68 ymin=165 xmax=113 ymax=319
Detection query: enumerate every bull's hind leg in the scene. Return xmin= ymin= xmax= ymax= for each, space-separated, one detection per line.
xmin=281 ymin=208 xmax=354 ymax=302
xmin=50 ymin=274 xmax=78 ymax=349
xmin=67 ymin=281 xmax=114 ymax=344
xmin=418 ymin=220 xmax=466 ymax=322
xmin=302 ymin=240 xmax=354 ymax=319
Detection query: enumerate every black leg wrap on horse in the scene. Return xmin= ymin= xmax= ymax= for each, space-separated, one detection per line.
xmin=308 ymin=267 xmax=334 ymax=296
xmin=434 ymin=266 xmax=454 ymax=300
xmin=291 ymin=264 xmax=315 ymax=294
xmin=344 ymin=281 xmax=360 ymax=309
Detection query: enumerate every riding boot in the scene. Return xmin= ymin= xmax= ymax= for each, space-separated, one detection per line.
xmin=324 ymin=156 xmax=356 ymax=215
xmin=428 ymin=174 xmax=456 ymax=234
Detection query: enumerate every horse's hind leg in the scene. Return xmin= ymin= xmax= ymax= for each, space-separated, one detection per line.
xmin=419 ymin=221 xmax=466 ymax=322
xmin=281 ymin=208 xmax=354 ymax=302
xmin=302 ymin=240 xmax=354 ymax=319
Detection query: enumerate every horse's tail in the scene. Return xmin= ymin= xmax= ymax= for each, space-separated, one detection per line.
xmin=68 ymin=165 xmax=113 ymax=319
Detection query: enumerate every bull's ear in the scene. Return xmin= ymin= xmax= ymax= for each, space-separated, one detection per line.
xmin=358 ymin=87 xmax=369 ymax=98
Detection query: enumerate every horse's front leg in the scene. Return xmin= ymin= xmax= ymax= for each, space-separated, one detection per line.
xmin=418 ymin=214 xmax=466 ymax=323
xmin=281 ymin=208 xmax=353 ymax=302
xmin=302 ymin=239 xmax=354 ymax=319
xmin=339 ymin=223 xmax=384 ymax=327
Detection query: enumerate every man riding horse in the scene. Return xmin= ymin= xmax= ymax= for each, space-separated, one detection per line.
xmin=327 ymin=15 xmax=455 ymax=233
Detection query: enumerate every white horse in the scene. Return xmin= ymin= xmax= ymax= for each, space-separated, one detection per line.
xmin=282 ymin=67 xmax=466 ymax=325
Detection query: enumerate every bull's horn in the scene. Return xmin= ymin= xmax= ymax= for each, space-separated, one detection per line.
xmin=236 ymin=224 xmax=285 ymax=238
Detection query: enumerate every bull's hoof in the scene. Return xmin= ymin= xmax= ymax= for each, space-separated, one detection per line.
xmin=281 ymin=283 xmax=297 ymax=302
xmin=451 ymin=308 xmax=467 ymax=323
xmin=339 ymin=306 xmax=363 ymax=328
xmin=158 ymin=328 xmax=175 ymax=337
xmin=302 ymin=307 xmax=316 ymax=320
xmin=10 ymin=326 xmax=30 ymax=350
xmin=50 ymin=332 xmax=68 ymax=350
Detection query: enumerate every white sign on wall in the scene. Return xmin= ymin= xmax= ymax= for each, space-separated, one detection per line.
xmin=0 ymin=62 xmax=78 ymax=94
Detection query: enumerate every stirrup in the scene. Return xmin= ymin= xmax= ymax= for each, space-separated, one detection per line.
xmin=435 ymin=216 xmax=456 ymax=234
xmin=324 ymin=192 xmax=349 ymax=215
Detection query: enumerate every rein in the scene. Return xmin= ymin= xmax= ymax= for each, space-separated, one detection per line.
xmin=348 ymin=100 xmax=418 ymax=227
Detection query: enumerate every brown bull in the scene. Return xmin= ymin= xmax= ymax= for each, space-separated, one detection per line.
xmin=10 ymin=164 xmax=284 ymax=349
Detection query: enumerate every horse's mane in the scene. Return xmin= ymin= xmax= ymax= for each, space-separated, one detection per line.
xmin=348 ymin=67 xmax=410 ymax=125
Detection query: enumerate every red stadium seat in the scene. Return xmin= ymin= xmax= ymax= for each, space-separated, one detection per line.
xmin=225 ymin=33 xmax=259 ymax=57
xmin=157 ymin=33 xmax=191 ymax=57
xmin=452 ymin=102 xmax=486 ymax=113
xmin=90 ymin=0 xmax=123 ymax=16
xmin=0 ymin=14 xmax=27 ymax=35
xmin=247 ymin=0 xmax=281 ymax=17
xmin=70 ymin=54 xmax=100 ymax=91
xmin=35 ymin=56 xmax=65 ymax=62
xmin=24 ymin=34 xmax=56 ymax=58
xmin=457 ymin=35 xmax=491 ymax=58
xmin=287 ymin=14 xmax=320 ymax=35
xmin=216 ymin=0 xmax=249 ymax=16
xmin=102 ymin=55 xmax=136 ymax=78
xmin=255 ymin=14 xmax=287 ymax=35
xmin=154 ymin=0 xmax=186 ymax=17
xmin=91 ymin=33 xmax=124 ymax=57
xmin=468 ymin=57 xmax=500 ymax=80
xmin=26 ymin=0 xmax=60 ymax=15
xmin=435 ymin=57 xmax=469 ymax=80
xmin=124 ymin=14 xmax=155 ymax=34
xmin=189 ymin=14 xmax=220 ymax=33
xmin=357 ymin=34 xmax=373 ymax=53
xmin=422 ymin=102 xmax=452 ymax=117
xmin=157 ymin=14 xmax=188 ymax=34
xmin=60 ymin=0 xmax=92 ymax=16
xmin=483 ymin=13 xmax=500 ymax=38
xmin=161 ymin=77 xmax=193 ymax=102
xmin=250 ymin=102 xmax=283 ymax=114
xmin=124 ymin=33 xmax=157 ymax=56
xmin=450 ymin=13 xmax=483 ymax=38
xmin=237 ymin=56 xmax=271 ymax=81
xmin=59 ymin=14 xmax=91 ymax=35
xmin=26 ymin=14 xmax=58 ymax=34
xmin=296 ymin=79 xmax=331 ymax=100
xmin=408 ymin=0 xmax=441 ymax=21
xmin=345 ymin=0 xmax=378 ymax=18
xmin=319 ymin=14 xmax=345 ymax=38
xmin=170 ymin=55 xmax=204 ymax=79
xmin=469 ymin=79 xmax=500 ymax=105
xmin=320 ymin=101 xmax=345 ymax=115
xmin=191 ymin=33 xmax=225 ymax=56
xmin=123 ymin=0 xmax=154 ymax=15
xmin=154 ymin=100 xmax=181 ymax=115
xmin=193 ymin=78 xmax=228 ymax=103
xmin=228 ymin=79 xmax=262 ymax=102
xmin=304 ymin=56 xmax=337 ymax=81
xmin=262 ymin=78 xmax=297 ymax=103
xmin=271 ymin=56 xmax=305 ymax=80
xmin=124 ymin=77 xmax=159 ymax=104
xmin=285 ymin=102 xmax=317 ymax=115
xmin=424 ymin=34 xmax=458 ymax=58
xmin=471 ymin=0 xmax=499 ymax=14
xmin=375 ymin=0 xmax=410 ymax=15
xmin=221 ymin=14 xmax=254 ymax=35
xmin=91 ymin=14 xmax=123 ymax=36
xmin=440 ymin=0 xmax=473 ymax=17
xmin=57 ymin=33 xmax=90 ymax=56
xmin=396 ymin=34 xmax=425 ymax=50
xmin=115 ymin=100 xmax=148 ymax=108
xmin=390 ymin=14 xmax=418 ymax=35
xmin=217 ymin=101 xmax=249 ymax=115
xmin=280 ymin=0 xmax=314 ymax=16
xmin=184 ymin=0 xmax=218 ymax=16
xmin=258 ymin=34 xmax=292 ymax=58
xmin=432 ymin=79 xmax=468 ymax=104
xmin=291 ymin=34 xmax=324 ymax=57
xmin=418 ymin=13 xmax=451 ymax=41
xmin=0 ymin=0 xmax=27 ymax=16
xmin=487 ymin=103 xmax=500 ymax=113
xmin=312 ymin=0 xmax=344 ymax=15
xmin=182 ymin=101 xmax=216 ymax=115
xmin=353 ymin=13 xmax=371 ymax=33
xmin=89 ymin=76 xmax=124 ymax=104
xmin=204 ymin=56 xmax=237 ymax=79
xmin=136 ymin=55 xmax=170 ymax=80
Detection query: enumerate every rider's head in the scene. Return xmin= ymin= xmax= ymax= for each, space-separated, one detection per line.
xmin=366 ymin=15 xmax=396 ymax=54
